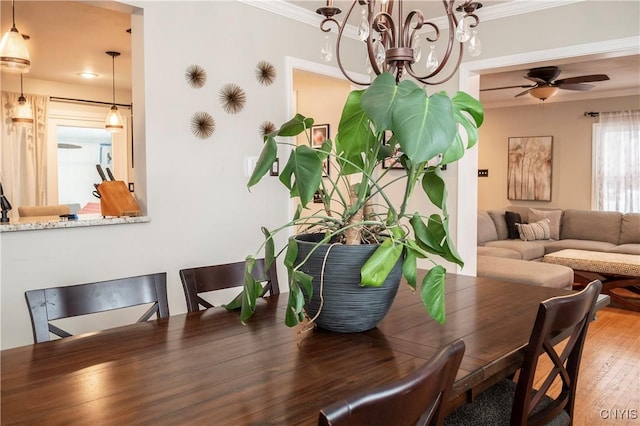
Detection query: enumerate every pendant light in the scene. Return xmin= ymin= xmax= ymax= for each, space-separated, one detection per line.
xmin=0 ymin=0 xmax=30 ymax=73
xmin=105 ymin=51 xmax=124 ymax=133
xmin=11 ymin=74 xmax=33 ymax=125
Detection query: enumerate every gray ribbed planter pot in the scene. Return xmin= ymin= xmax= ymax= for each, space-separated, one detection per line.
xmin=295 ymin=234 xmax=402 ymax=333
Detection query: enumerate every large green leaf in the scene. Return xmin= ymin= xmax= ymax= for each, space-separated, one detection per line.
xmin=361 ymin=239 xmax=403 ymax=287
xmin=277 ymin=113 xmax=314 ymax=137
xmin=422 ymin=167 xmax=447 ymax=212
xmin=278 ymin=145 xmax=324 ymax=206
xmin=240 ymin=256 xmax=265 ymax=322
xmin=247 ymin=136 xmax=277 ymax=188
xmin=401 ymin=250 xmax=417 ymax=290
xmin=336 ymin=90 xmax=373 ymax=174
xmin=410 ymin=213 xmax=445 ymax=256
xmin=451 ymin=91 xmax=484 ymax=150
xmin=441 ymin=134 xmax=465 ymax=165
xmin=452 ymin=91 xmax=484 ymax=128
xmin=261 ymin=227 xmax=275 ymax=271
xmin=360 ymin=72 xmax=402 ymax=130
xmin=392 ymin=91 xmax=456 ymax=164
xmin=421 ymin=265 xmax=447 ymax=323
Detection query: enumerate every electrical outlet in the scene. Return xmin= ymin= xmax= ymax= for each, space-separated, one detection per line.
xmin=478 ymin=169 xmax=489 ymax=177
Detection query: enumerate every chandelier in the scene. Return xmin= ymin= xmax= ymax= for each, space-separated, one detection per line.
xmin=317 ymin=0 xmax=482 ymax=85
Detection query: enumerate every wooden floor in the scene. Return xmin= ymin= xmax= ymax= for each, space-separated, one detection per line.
xmin=534 ymin=306 xmax=640 ymax=425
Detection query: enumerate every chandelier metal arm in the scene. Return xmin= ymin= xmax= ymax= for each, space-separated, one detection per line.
xmin=319 ymin=2 xmax=371 ymax=86
xmin=317 ymin=0 xmax=482 ymax=86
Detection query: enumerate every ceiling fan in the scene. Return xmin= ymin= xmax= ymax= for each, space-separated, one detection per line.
xmin=481 ymin=66 xmax=610 ymax=100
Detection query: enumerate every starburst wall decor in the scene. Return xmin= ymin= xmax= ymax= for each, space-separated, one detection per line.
xmin=255 ymin=61 xmax=276 ymax=86
xmin=260 ymin=121 xmax=277 ymax=137
xmin=185 ymin=65 xmax=207 ymax=88
xmin=190 ymin=112 xmax=216 ymax=139
xmin=219 ymin=83 xmax=247 ymax=114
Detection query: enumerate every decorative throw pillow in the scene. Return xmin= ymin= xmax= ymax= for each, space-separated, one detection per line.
xmin=528 ymin=208 xmax=562 ymax=240
xmin=517 ymin=219 xmax=551 ymax=241
xmin=505 ymin=211 xmax=522 ymax=239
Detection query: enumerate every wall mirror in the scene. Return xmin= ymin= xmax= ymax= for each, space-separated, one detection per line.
xmin=0 ymin=0 xmax=141 ymax=220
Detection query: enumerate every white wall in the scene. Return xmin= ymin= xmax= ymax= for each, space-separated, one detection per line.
xmin=1 ymin=1 xmax=639 ymax=349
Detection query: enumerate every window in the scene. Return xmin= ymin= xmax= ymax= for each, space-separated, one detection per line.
xmin=592 ymin=111 xmax=640 ymax=213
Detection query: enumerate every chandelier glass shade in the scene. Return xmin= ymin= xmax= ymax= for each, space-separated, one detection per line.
xmin=105 ymin=51 xmax=124 ymax=133
xmin=317 ymin=0 xmax=482 ymax=85
xmin=11 ymin=74 xmax=33 ymax=125
xmin=0 ymin=0 xmax=30 ymax=73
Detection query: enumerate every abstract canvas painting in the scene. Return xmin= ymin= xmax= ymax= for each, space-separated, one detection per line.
xmin=507 ymin=136 xmax=553 ymax=201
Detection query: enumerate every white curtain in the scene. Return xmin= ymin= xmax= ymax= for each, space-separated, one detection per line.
xmin=593 ymin=110 xmax=640 ymax=213
xmin=0 ymin=91 xmax=49 ymax=219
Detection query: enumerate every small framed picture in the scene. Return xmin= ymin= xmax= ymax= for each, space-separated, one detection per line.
xmin=312 ymin=124 xmax=330 ymax=148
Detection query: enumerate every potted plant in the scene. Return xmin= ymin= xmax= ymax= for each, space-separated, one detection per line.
xmin=227 ymin=72 xmax=483 ymax=332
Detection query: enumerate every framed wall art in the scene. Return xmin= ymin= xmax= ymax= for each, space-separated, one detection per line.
xmin=312 ymin=124 xmax=329 ymax=148
xmin=507 ymin=136 xmax=553 ymax=201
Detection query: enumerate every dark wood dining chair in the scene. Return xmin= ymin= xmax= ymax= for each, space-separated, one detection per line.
xmin=25 ymin=272 xmax=169 ymax=343
xmin=444 ymin=280 xmax=603 ymax=426
xmin=318 ymin=338 xmax=465 ymax=426
xmin=179 ymin=258 xmax=279 ymax=312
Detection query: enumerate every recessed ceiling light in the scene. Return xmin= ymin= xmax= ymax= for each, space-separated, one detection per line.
xmin=78 ymin=72 xmax=98 ymax=79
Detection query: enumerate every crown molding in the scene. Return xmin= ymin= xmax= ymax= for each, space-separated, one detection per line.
xmin=239 ymin=0 xmax=587 ymax=41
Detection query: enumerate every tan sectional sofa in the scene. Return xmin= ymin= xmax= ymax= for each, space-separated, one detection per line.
xmin=477 ymin=208 xmax=640 ymax=289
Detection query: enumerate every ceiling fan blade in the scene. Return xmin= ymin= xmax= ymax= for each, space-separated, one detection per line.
xmin=515 ymin=88 xmax=532 ymax=97
xmin=524 ymin=76 xmax=547 ymax=84
xmin=554 ymin=74 xmax=610 ymax=85
xmin=557 ymin=83 xmax=595 ymax=91
xmin=480 ymin=84 xmax=534 ymax=92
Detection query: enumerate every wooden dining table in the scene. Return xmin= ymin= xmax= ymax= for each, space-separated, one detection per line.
xmin=1 ymin=272 xmax=605 ymax=425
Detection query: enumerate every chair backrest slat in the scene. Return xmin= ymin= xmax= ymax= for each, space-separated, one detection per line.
xmin=180 ymin=259 xmax=279 ymax=312
xmin=25 ymin=272 xmax=169 ymax=343
xmin=318 ymin=338 xmax=465 ymax=426
xmin=511 ymin=279 xmax=602 ymax=426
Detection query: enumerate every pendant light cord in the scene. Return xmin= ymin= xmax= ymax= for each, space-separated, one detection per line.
xmin=11 ymin=0 xmax=16 ymax=29
xmin=111 ymin=55 xmax=116 ymax=106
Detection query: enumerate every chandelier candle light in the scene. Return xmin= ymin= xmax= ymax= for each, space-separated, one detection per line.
xmin=317 ymin=0 xmax=482 ymax=85
xmin=0 ymin=0 xmax=30 ymax=73
xmin=105 ymin=51 xmax=124 ymax=133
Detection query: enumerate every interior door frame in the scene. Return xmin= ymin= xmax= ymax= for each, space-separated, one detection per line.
xmin=457 ymin=36 xmax=640 ymax=276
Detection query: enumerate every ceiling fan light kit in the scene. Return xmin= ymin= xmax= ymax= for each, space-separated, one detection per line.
xmin=105 ymin=51 xmax=124 ymax=133
xmin=529 ymin=86 xmax=558 ymax=101
xmin=484 ymin=65 xmax=610 ymax=102
xmin=0 ymin=0 xmax=30 ymax=73
xmin=316 ymin=0 xmax=482 ymax=85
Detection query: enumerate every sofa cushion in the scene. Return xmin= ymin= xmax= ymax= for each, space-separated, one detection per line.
xmin=607 ymin=244 xmax=640 ymax=255
xmin=477 ymin=246 xmax=522 ymax=259
xmin=528 ymin=208 xmax=562 ymax=240
xmin=477 ymin=256 xmax=573 ymax=289
xmin=478 ymin=211 xmax=499 ymax=244
xmin=560 ymin=209 xmax=622 ymax=244
xmin=517 ymin=219 xmax=551 ymax=241
xmin=620 ymin=213 xmax=640 ymax=244
xmin=505 ymin=211 xmax=522 ymax=239
xmin=487 ymin=210 xmax=509 ymax=240
xmin=544 ymin=239 xmax=618 ymax=254
xmin=485 ymin=240 xmax=546 ymax=260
